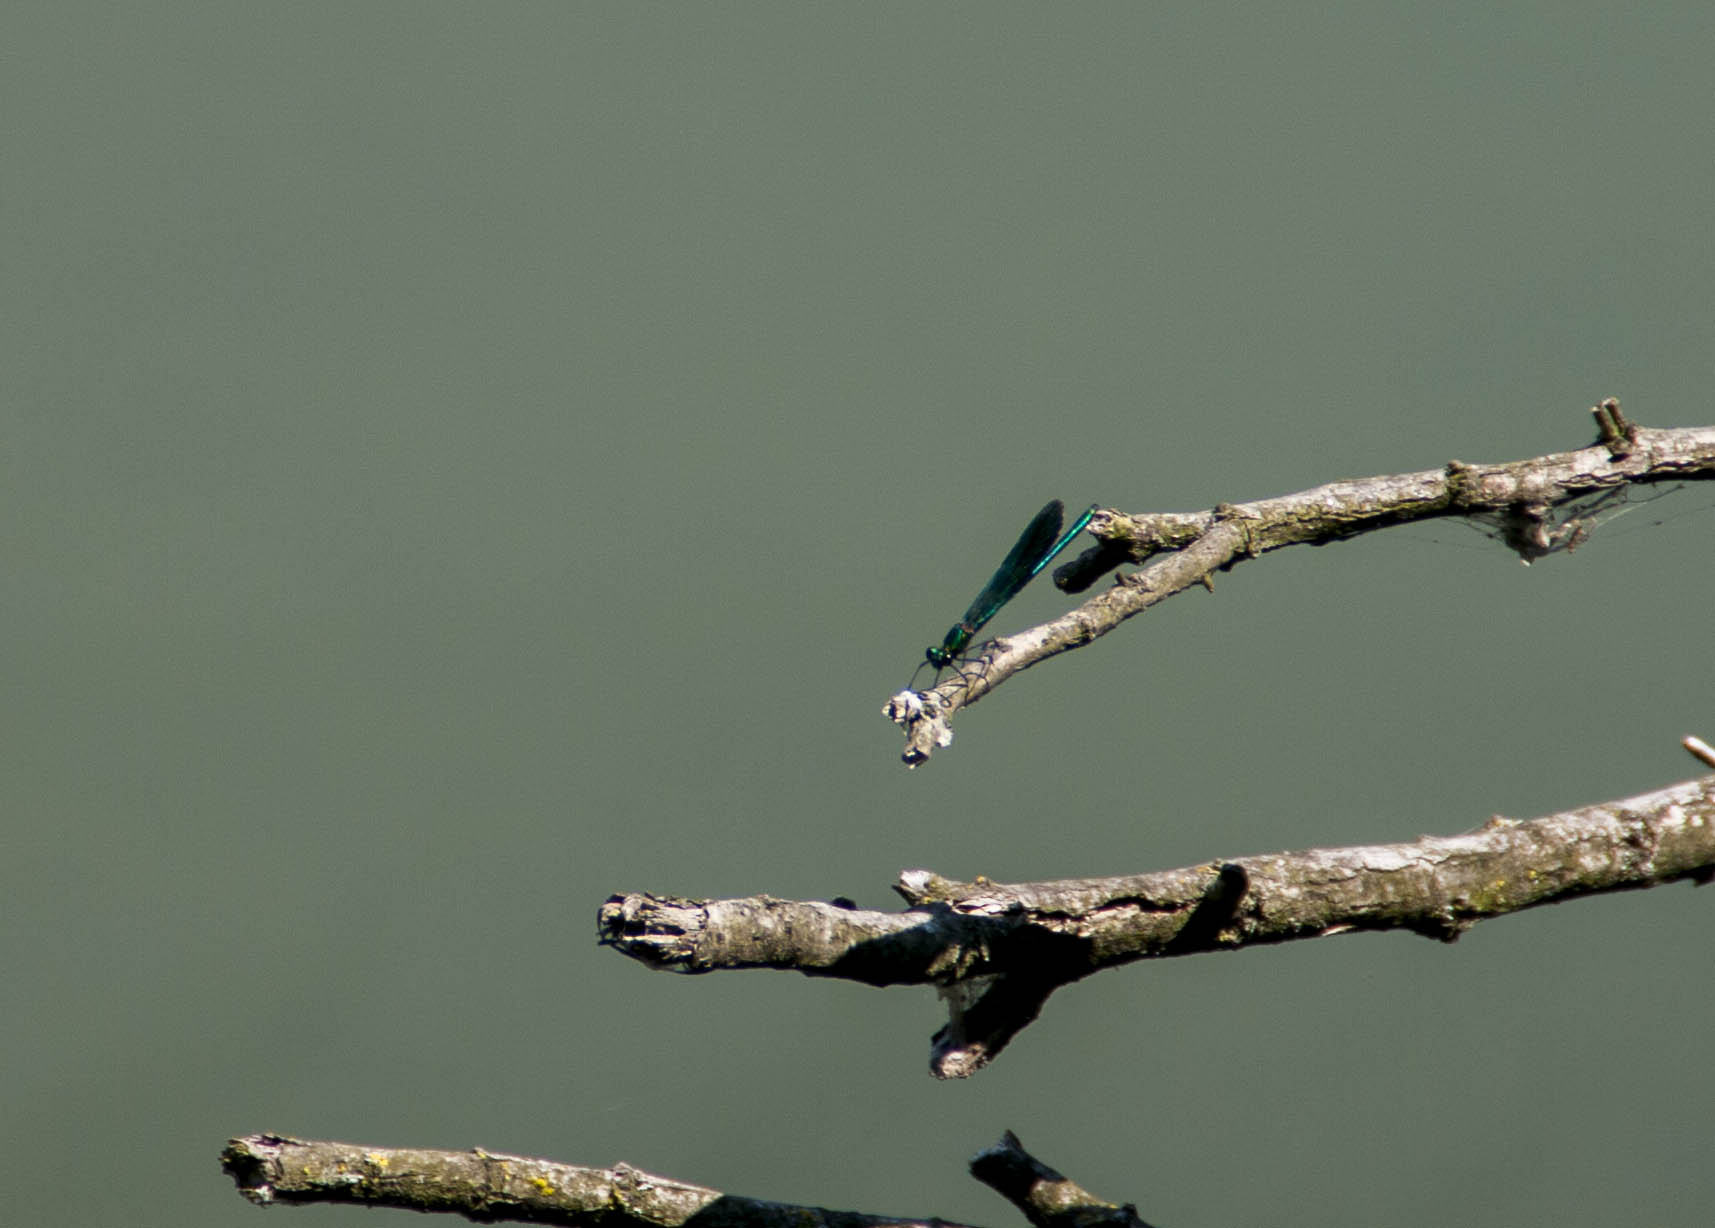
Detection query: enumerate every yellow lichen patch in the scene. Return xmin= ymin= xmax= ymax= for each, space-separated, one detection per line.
xmin=531 ymin=1177 xmax=556 ymax=1195
xmin=366 ymin=1153 xmax=390 ymax=1169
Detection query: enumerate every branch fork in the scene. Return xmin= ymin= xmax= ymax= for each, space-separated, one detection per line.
xmin=602 ymin=771 xmax=1715 ymax=1077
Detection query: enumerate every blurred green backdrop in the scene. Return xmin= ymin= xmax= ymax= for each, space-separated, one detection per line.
xmin=5 ymin=5 xmax=1713 ymax=1226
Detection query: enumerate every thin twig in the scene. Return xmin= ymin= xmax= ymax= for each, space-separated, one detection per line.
xmin=888 ymin=406 xmax=1715 ymax=764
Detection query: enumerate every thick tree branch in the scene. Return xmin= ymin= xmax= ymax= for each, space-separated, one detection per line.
xmin=600 ymin=770 xmax=1715 ymax=1077
xmin=219 ymin=1134 xmax=980 ymax=1228
xmin=220 ymin=1133 xmax=1117 ymax=1228
xmin=887 ymin=403 xmax=1715 ymax=764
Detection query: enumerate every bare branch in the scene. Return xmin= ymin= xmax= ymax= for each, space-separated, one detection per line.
xmin=219 ymin=1134 xmax=979 ymax=1228
xmin=970 ymin=1132 xmax=1161 ymax=1228
xmin=888 ymin=406 xmax=1715 ymax=764
xmin=219 ymin=1133 xmax=1150 ymax=1228
xmin=600 ymin=773 xmax=1715 ymax=1077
